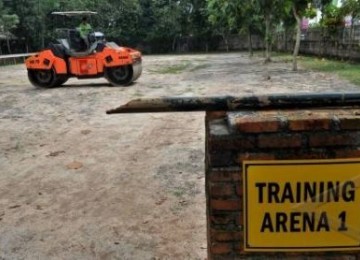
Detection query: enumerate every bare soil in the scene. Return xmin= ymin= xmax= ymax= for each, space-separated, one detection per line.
xmin=0 ymin=53 xmax=358 ymax=260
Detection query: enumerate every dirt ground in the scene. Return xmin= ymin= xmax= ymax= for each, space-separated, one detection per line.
xmin=0 ymin=53 xmax=358 ymax=260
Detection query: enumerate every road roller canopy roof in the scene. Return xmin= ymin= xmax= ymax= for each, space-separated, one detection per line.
xmin=51 ymin=11 xmax=98 ymax=16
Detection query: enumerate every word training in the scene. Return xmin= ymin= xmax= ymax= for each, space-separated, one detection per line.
xmin=254 ymin=181 xmax=355 ymax=233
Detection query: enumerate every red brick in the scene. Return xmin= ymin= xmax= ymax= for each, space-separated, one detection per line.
xmin=235 ymin=244 xmax=279 ymax=256
xmin=234 ymin=243 xmax=244 ymax=254
xmin=238 ymin=152 xmax=275 ymax=162
xmin=233 ymin=117 xmax=281 ymax=133
xmin=207 ymin=111 xmax=227 ymax=120
xmin=338 ymin=115 xmax=360 ymax=130
xmin=276 ymin=151 xmax=329 ymax=160
xmin=210 ymin=214 xmax=236 ymax=225
xmin=210 ymin=199 xmax=241 ymax=211
xmin=258 ymin=134 xmax=302 ymax=148
xmin=288 ymin=118 xmax=331 ymax=131
xmin=236 ymin=214 xmax=243 ymax=226
xmin=211 ymin=230 xmax=241 ymax=241
xmin=210 ymin=183 xmax=235 ymax=198
xmin=210 ymin=242 xmax=232 ymax=254
xmin=208 ymin=151 xmax=237 ymax=167
xmin=209 ymin=137 xmax=256 ymax=151
xmin=209 ymin=170 xmax=241 ymax=182
xmin=206 ymin=109 xmax=360 ymax=260
xmin=309 ymin=132 xmax=360 ymax=147
xmin=235 ymin=183 xmax=243 ymax=197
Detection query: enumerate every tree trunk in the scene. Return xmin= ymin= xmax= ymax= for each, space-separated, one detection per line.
xmin=41 ymin=23 xmax=46 ymax=49
xmin=264 ymin=13 xmax=271 ymax=63
xmin=248 ymin=26 xmax=253 ymax=57
xmin=172 ymin=35 xmax=177 ymax=52
xmin=25 ymin=36 xmax=29 ymax=53
xmin=349 ymin=17 xmax=355 ymax=60
xmin=6 ymin=38 xmax=12 ymax=54
xmin=222 ymin=34 xmax=229 ymax=52
xmin=41 ymin=32 xmax=45 ymax=49
xmin=292 ymin=5 xmax=302 ymax=71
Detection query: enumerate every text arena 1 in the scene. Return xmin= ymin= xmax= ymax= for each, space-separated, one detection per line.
xmin=244 ymin=159 xmax=360 ymax=252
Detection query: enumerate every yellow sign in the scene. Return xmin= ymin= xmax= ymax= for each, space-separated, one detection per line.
xmin=243 ymin=159 xmax=360 ymax=252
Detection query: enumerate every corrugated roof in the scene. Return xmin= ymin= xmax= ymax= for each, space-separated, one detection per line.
xmin=0 ymin=33 xmax=17 ymax=40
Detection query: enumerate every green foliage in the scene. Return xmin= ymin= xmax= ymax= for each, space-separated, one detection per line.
xmin=304 ymin=5 xmax=317 ymax=19
xmin=321 ymin=4 xmax=344 ymax=27
xmin=267 ymin=52 xmax=360 ymax=86
xmin=0 ymin=0 xmax=20 ymax=53
xmin=0 ymin=0 xmax=356 ymax=54
xmin=1 ymin=14 xmax=19 ymax=31
xmin=0 ymin=0 xmax=19 ymax=33
xmin=341 ymin=0 xmax=360 ymax=18
xmin=0 ymin=0 xmax=215 ymax=53
xmin=309 ymin=22 xmax=322 ymax=28
xmin=300 ymin=57 xmax=360 ymax=86
xmin=206 ymin=0 xmax=233 ymax=34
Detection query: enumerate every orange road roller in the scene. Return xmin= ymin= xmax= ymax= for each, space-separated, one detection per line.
xmin=25 ymin=11 xmax=142 ymax=88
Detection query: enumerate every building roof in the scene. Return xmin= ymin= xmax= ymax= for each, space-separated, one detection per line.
xmin=51 ymin=11 xmax=98 ymax=16
xmin=0 ymin=32 xmax=17 ymax=40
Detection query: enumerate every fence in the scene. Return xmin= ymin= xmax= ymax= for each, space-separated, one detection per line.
xmin=0 ymin=53 xmax=36 ymax=66
xmin=214 ymin=26 xmax=360 ymax=60
xmin=275 ymin=25 xmax=360 ymax=60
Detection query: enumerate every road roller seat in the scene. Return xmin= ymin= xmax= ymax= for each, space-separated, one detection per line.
xmin=68 ymin=29 xmax=84 ymax=51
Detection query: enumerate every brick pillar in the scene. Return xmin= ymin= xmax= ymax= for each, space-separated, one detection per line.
xmin=206 ymin=109 xmax=360 ymax=259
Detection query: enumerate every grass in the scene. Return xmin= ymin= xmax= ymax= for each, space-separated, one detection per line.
xmin=300 ymin=57 xmax=360 ymax=85
xmin=299 ymin=57 xmax=360 ymax=85
xmin=148 ymin=85 xmax=163 ymax=89
xmin=189 ymin=63 xmax=210 ymax=72
xmin=173 ymin=188 xmax=186 ymax=198
xmin=272 ymin=53 xmax=360 ymax=86
xmin=149 ymin=61 xmax=210 ymax=74
xmin=149 ymin=61 xmax=192 ymax=74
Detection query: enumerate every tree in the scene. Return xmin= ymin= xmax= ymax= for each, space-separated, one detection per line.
xmin=138 ymin=0 xmax=182 ymax=52
xmin=95 ymin=0 xmax=141 ymax=45
xmin=341 ymin=0 xmax=360 ymax=55
xmin=5 ymin=0 xmax=40 ymax=51
xmin=321 ymin=3 xmax=344 ymax=27
xmin=243 ymin=1 xmax=263 ymax=57
xmin=206 ymin=0 xmax=233 ymax=51
xmin=0 ymin=0 xmax=19 ymax=54
xmin=291 ymin=1 xmax=316 ymax=71
xmin=211 ymin=0 xmax=262 ymax=56
xmin=341 ymin=0 xmax=360 ymax=20
xmin=184 ymin=0 xmax=213 ymax=52
xmin=1 ymin=14 xmax=19 ymax=53
xmin=257 ymin=0 xmax=291 ymax=62
xmin=171 ymin=0 xmax=212 ymax=52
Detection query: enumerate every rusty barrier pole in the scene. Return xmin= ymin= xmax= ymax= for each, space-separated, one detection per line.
xmin=108 ymin=92 xmax=360 ymax=259
xmin=107 ymin=93 xmax=360 ymax=114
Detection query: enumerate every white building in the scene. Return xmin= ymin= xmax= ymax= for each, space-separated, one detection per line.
xmin=309 ymin=0 xmax=344 ymax=25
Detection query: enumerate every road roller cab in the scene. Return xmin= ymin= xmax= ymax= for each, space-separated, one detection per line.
xmin=25 ymin=11 xmax=142 ymax=88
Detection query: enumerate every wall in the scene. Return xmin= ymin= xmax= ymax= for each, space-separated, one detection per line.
xmin=206 ymin=108 xmax=360 ymax=259
xmin=276 ymin=27 xmax=360 ymax=60
xmin=217 ymin=27 xmax=360 ymax=61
